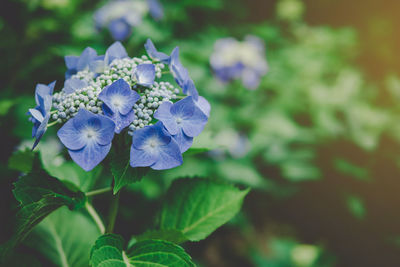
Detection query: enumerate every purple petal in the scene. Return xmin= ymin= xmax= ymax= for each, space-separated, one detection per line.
xmin=148 ymin=0 xmax=164 ymax=20
xmin=57 ymin=118 xmax=87 ymax=150
xmin=131 ymin=122 xmax=170 ymax=150
xmin=76 ymin=47 xmax=97 ymax=71
xmin=65 ymin=56 xmax=79 ymax=70
xmin=182 ymin=79 xmax=199 ymax=100
xmin=153 ymin=101 xmax=179 ymax=135
xmin=103 ymin=105 xmax=135 ymax=134
xmin=69 ymin=142 xmax=112 ymax=171
xmin=169 ymin=47 xmax=189 ymax=88
xmin=32 ymin=114 xmax=50 ymax=150
xmin=181 ymin=104 xmax=208 ymax=137
xmin=144 ymin=39 xmax=170 ymax=63
xmin=172 ymin=130 xmax=193 ymax=153
xmin=106 ymin=41 xmax=128 ymax=61
xmin=63 ymin=78 xmax=87 ymax=95
xmin=130 ymin=145 xmax=157 ymax=168
xmin=133 ymin=64 xmax=156 ymax=87
xmin=195 ymin=96 xmax=211 ymax=118
xmin=150 ymin=138 xmax=183 ymax=170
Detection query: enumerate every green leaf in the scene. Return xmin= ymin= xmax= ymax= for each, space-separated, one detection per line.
xmin=134 ymin=229 xmax=188 ymax=244
xmin=2 ymin=170 xmax=86 ymax=256
xmin=90 ymin=234 xmax=194 ymax=267
xmin=25 ymin=207 xmax=100 ymax=267
xmin=8 ymin=149 xmax=35 ymax=173
xmin=159 ymin=178 xmax=249 ymax=241
xmin=111 ymin=152 xmax=149 ymax=195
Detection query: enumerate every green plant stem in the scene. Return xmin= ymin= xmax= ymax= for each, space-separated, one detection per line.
xmin=106 ymin=191 xmax=120 ymax=233
xmin=47 ymin=120 xmax=58 ymax=127
xmin=85 ymin=187 xmax=112 ymax=197
xmin=85 ymin=202 xmax=105 ymax=234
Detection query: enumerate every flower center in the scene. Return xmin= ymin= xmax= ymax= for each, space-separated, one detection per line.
xmin=175 ymin=117 xmax=183 ymax=124
xmin=111 ymin=94 xmax=124 ymax=108
xmin=84 ymin=127 xmax=98 ymax=141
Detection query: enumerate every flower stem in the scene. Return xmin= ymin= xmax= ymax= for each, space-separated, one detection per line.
xmin=85 ymin=187 xmax=112 ymax=197
xmin=85 ymin=202 xmax=105 ymax=234
xmin=106 ymin=191 xmax=120 ymax=233
xmin=161 ymin=70 xmax=170 ymax=75
xmin=47 ymin=120 xmax=58 ymax=127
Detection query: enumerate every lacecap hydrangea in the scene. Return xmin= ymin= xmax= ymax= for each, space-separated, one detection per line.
xmin=27 ymin=40 xmax=210 ymax=171
xmin=210 ymin=35 xmax=269 ymax=90
xmin=94 ymin=0 xmax=163 ymax=41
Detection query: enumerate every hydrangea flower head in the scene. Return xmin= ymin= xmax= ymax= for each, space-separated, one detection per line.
xmin=94 ymin=0 xmax=164 ymax=41
xmin=130 ymin=122 xmax=182 ymax=170
xmin=28 ymin=40 xmax=209 ymax=171
xmin=57 ymin=109 xmax=115 ymax=171
xmin=210 ymin=35 xmax=269 ymax=89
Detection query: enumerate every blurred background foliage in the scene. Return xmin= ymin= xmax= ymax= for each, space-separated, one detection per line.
xmin=1 ymin=0 xmax=400 ymax=266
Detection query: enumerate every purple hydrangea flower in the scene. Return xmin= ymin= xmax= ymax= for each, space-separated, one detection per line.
xmin=65 ymin=47 xmax=97 ymax=79
xmin=181 ymin=79 xmax=211 ymax=118
xmin=89 ymin=42 xmax=128 ymax=74
xmin=132 ymin=64 xmax=156 ymax=87
xmin=144 ymin=39 xmax=170 ymax=63
xmin=130 ymin=121 xmax=182 ymax=170
xmin=28 ymin=81 xmax=56 ymax=149
xmin=98 ymin=79 xmax=140 ymax=133
xmin=108 ymin=18 xmax=132 ymax=41
xmin=147 ymin=0 xmax=164 ymax=20
xmin=210 ymin=35 xmax=269 ymax=90
xmin=63 ymin=78 xmax=88 ymax=95
xmin=154 ymin=96 xmax=208 ymax=152
xmin=57 ymin=109 xmax=115 ymax=171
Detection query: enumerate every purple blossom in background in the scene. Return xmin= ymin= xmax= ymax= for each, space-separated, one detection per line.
xmin=154 ymin=96 xmax=208 ymax=152
xmin=210 ymin=35 xmax=269 ymax=89
xmin=57 ymin=109 xmax=115 ymax=171
xmin=65 ymin=47 xmax=97 ymax=79
xmin=99 ymin=79 xmax=140 ymax=133
xmin=28 ymin=81 xmax=56 ymax=149
xmin=130 ymin=122 xmax=182 ymax=170
xmin=94 ymin=0 xmax=163 ymax=41
xmin=132 ymin=64 xmax=156 ymax=87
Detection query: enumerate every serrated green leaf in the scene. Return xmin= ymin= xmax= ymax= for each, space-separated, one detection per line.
xmin=90 ymin=235 xmax=194 ymax=267
xmin=8 ymin=149 xmax=35 ymax=173
xmin=127 ymin=239 xmax=195 ymax=267
xmin=1 ymin=170 xmax=86 ymax=257
xmin=25 ymin=207 xmax=100 ymax=267
xmin=159 ymin=178 xmax=249 ymax=241
xmin=111 ymin=153 xmax=149 ymax=194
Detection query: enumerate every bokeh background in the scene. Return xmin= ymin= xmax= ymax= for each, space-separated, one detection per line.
xmin=1 ymin=0 xmax=400 ymax=266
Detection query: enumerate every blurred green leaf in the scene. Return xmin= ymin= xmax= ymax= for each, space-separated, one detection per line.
xmin=159 ymin=178 xmax=249 ymax=241
xmin=26 ymin=207 xmax=100 ymax=267
xmin=8 ymin=149 xmax=35 ymax=173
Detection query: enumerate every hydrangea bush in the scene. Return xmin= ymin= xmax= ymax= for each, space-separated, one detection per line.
xmin=2 ymin=39 xmax=248 ymax=267
xmin=94 ymin=0 xmax=164 ymax=40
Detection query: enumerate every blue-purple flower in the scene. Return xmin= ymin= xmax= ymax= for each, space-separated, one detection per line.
xmin=210 ymin=35 xmax=268 ymax=89
xmin=147 ymin=0 xmax=164 ymax=20
xmin=65 ymin=47 xmax=97 ymax=79
xmin=99 ymin=79 xmax=140 ymax=133
xmin=144 ymin=39 xmax=170 ymax=63
xmin=57 ymin=109 xmax=115 ymax=171
xmin=132 ymin=64 xmax=156 ymax=87
xmin=28 ymin=81 xmax=56 ymax=149
xmin=130 ymin=122 xmax=182 ymax=170
xmin=154 ymin=96 xmax=208 ymax=152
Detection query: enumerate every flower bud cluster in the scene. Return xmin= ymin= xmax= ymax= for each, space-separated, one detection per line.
xmin=52 ymin=54 xmax=176 ymax=127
